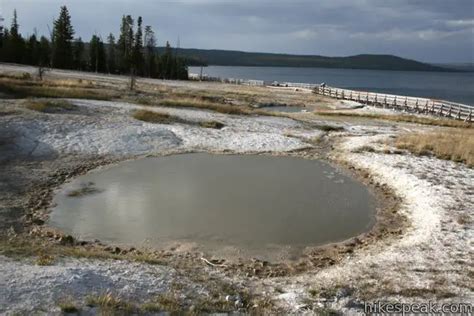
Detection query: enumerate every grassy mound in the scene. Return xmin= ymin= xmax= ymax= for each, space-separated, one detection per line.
xmin=25 ymin=100 xmax=77 ymax=113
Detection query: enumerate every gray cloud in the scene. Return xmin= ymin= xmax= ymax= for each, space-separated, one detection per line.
xmin=1 ymin=0 xmax=473 ymax=62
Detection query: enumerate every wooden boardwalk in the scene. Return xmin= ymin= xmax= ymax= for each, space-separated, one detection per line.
xmin=315 ymin=86 xmax=473 ymax=122
xmin=189 ymin=72 xmax=472 ymax=122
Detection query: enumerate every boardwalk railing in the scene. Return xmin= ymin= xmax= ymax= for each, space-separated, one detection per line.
xmin=189 ymin=72 xmax=472 ymax=122
xmin=315 ymin=86 xmax=473 ymax=122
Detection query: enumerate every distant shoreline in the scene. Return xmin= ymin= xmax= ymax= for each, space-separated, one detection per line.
xmin=189 ymin=65 xmax=474 ymax=105
xmin=191 ymin=64 xmax=471 ymax=73
xmin=166 ymin=47 xmax=462 ymax=72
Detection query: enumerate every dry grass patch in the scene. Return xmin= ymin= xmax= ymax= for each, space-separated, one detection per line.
xmin=0 ymin=235 xmax=164 ymax=265
xmin=160 ymin=97 xmax=252 ymax=115
xmin=57 ymin=297 xmax=79 ymax=313
xmin=317 ymin=124 xmax=345 ymax=132
xmin=199 ymin=120 xmax=225 ymax=129
xmin=35 ymin=254 xmax=55 ymax=266
xmin=25 ymin=99 xmax=77 ymax=113
xmin=86 ymin=292 xmax=135 ymax=313
xmin=133 ymin=109 xmax=225 ymax=129
xmin=132 ymin=110 xmax=173 ymax=124
xmin=395 ymin=129 xmax=474 ymax=166
xmin=315 ymin=110 xmax=472 ymax=128
xmin=0 ymin=77 xmax=116 ymax=100
xmin=353 ymin=145 xmax=376 ymax=153
xmin=149 ymin=294 xmax=182 ymax=312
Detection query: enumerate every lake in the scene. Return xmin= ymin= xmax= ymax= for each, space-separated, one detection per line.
xmin=50 ymin=154 xmax=375 ymax=260
xmin=189 ymin=66 xmax=474 ymax=105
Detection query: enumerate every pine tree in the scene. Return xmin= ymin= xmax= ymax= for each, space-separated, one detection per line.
xmin=23 ymin=34 xmax=39 ymax=65
xmin=176 ymin=58 xmax=188 ymax=80
xmin=106 ymin=33 xmax=116 ymax=74
xmin=144 ymin=25 xmax=156 ymax=77
xmin=72 ymin=37 xmax=85 ymax=70
xmin=0 ymin=14 xmax=4 ymax=50
xmin=38 ymin=36 xmax=51 ymax=67
xmin=1 ymin=28 xmax=9 ymax=61
xmin=117 ymin=15 xmax=134 ymax=73
xmin=10 ymin=10 xmax=19 ymax=38
xmin=52 ymin=6 xmax=74 ymax=69
xmin=132 ymin=16 xmax=144 ymax=75
xmin=89 ymin=35 xmax=106 ymax=73
xmin=6 ymin=9 xmax=25 ymax=63
xmin=161 ymin=41 xmax=174 ymax=79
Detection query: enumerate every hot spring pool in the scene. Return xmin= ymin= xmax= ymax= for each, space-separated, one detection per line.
xmin=50 ymin=154 xmax=375 ymax=258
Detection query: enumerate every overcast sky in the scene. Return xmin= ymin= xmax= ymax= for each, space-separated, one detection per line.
xmin=1 ymin=0 xmax=473 ymax=63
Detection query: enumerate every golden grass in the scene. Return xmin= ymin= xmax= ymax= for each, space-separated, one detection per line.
xmin=160 ymin=98 xmax=251 ymax=115
xmin=150 ymin=294 xmax=181 ymax=312
xmin=57 ymin=297 xmax=79 ymax=313
xmin=199 ymin=120 xmax=225 ymax=129
xmin=132 ymin=109 xmax=225 ymax=129
xmin=157 ymin=98 xmax=292 ymax=120
xmin=35 ymin=254 xmax=55 ymax=266
xmin=132 ymin=110 xmax=172 ymax=123
xmin=0 ymin=236 xmax=164 ymax=265
xmin=25 ymin=99 xmax=77 ymax=113
xmin=395 ymin=129 xmax=474 ymax=166
xmin=86 ymin=292 xmax=134 ymax=313
xmin=0 ymin=77 xmax=115 ymax=100
xmin=314 ymin=110 xmax=472 ymax=128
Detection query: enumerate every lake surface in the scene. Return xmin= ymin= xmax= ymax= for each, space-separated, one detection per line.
xmin=189 ymin=66 xmax=474 ymax=105
xmin=50 ymin=154 xmax=375 ymax=258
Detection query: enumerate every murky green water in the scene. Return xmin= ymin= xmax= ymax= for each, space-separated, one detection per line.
xmin=50 ymin=154 xmax=375 ymax=257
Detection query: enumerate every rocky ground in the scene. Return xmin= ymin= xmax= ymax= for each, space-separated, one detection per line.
xmin=0 ymin=65 xmax=472 ymax=314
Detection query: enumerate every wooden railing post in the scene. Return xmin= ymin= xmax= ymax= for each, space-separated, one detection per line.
xmin=310 ymin=84 xmax=471 ymax=123
xmin=438 ymin=104 xmax=444 ymax=116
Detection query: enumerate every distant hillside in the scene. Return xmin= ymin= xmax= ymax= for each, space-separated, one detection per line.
xmin=157 ymin=47 xmax=453 ymax=72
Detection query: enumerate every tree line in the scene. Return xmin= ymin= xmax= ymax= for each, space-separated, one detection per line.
xmin=0 ymin=6 xmax=188 ymax=80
